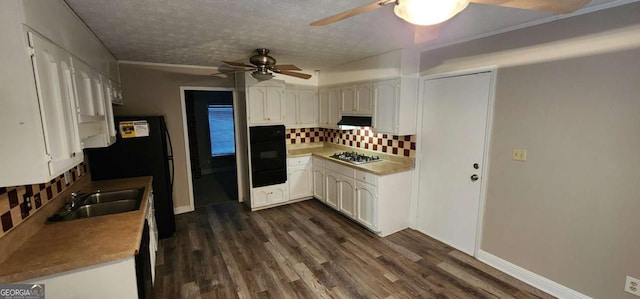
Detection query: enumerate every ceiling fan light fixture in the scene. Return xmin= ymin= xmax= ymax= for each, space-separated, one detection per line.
xmin=251 ymin=70 xmax=274 ymax=81
xmin=394 ymin=0 xmax=470 ymax=26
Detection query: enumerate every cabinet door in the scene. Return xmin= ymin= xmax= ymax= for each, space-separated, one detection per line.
xmin=340 ymin=85 xmax=356 ymax=114
xmin=30 ymin=33 xmax=83 ymax=175
xmin=318 ymin=89 xmax=329 ymax=127
xmin=266 ymin=86 xmax=284 ymax=123
xmin=248 ymin=86 xmax=267 ymax=124
xmin=284 ymin=89 xmax=298 ymax=127
xmin=373 ymin=79 xmax=398 ymax=134
xmin=355 ymin=83 xmax=374 ymax=115
xmin=325 ymin=172 xmax=340 ymax=210
xmin=312 ymin=168 xmax=325 ymax=202
xmin=268 ymin=185 xmax=288 ymax=204
xmin=298 ymin=89 xmax=317 ymax=127
xmin=90 ymin=70 xmax=105 ymax=118
xmin=72 ymin=58 xmax=101 ymax=123
xmin=289 ymin=166 xmax=312 ymax=200
xmin=356 ymin=181 xmax=377 ymax=230
xmin=328 ymin=88 xmax=341 ymax=128
xmin=101 ymin=77 xmax=117 ymax=143
xmin=338 ymin=177 xmax=357 ymax=218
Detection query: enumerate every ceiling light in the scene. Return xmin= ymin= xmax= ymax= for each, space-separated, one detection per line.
xmin=251 ymin=70 xmax=274 ymax=81
xmin=394 ymin=0 xmax=470 ymax=26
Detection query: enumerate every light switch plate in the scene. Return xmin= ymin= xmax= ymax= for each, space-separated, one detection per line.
xmin=512 ymin=148 xmax=527 ymax=161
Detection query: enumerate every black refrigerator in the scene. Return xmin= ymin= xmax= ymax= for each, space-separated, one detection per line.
xmin=86 ymin=116 xmax=176 ymax=239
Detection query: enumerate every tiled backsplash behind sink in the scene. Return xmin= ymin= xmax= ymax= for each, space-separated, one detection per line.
xmin=0 ymin=163 xmax=88 ymax=238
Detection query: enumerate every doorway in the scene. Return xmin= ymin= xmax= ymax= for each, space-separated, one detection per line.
xmin=415 ymin=70 xmax=495 ymax=256
xmin=184 ymin=89 xmax=238 ymax=208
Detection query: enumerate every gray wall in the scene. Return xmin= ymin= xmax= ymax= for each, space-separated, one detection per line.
xmin=419 ymin=3 xmax=640 ymax=299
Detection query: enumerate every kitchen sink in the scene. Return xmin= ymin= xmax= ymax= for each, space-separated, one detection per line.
xmin=65 ymin=200 xmax=141 ymax=220
xmin=47 ymin=188 xmax=144 ymax=222
xmin=82 ymin=188 xmax=144 ymax=205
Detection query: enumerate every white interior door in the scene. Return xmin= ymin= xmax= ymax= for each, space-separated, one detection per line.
xmin=416 ymin=71 xmax=493 ymax=255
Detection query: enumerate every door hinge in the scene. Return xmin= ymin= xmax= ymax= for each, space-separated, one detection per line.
xmin=27 ymin=46 xmax=35 ymax=57
xmin=45 ymin=154 xmax=53 ymax=162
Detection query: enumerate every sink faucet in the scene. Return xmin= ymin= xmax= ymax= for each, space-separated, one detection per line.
xmin=66 ymin=192 xmax=81 ymax=210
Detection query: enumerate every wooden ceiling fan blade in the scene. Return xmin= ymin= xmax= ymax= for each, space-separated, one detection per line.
xmin=209 ymin=69 xmax=253 ymax=77
xmin=414 ymin=24 xmax=441 ymax=44
xmin=277 ymin=70 xmax=312 ymax=79
xmin=274 ymin=64 xmax=302 ymax=71
xmin=470 ymin=0 xmax=590 ymax=13
xmin=222 ymin=60 xmax=254 ymax=68
xmin=310 ymin=0 xmax=393 ymax=26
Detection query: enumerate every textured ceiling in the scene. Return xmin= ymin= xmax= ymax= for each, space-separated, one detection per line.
xmin=64 ymin=0 xmax=622 ymax=71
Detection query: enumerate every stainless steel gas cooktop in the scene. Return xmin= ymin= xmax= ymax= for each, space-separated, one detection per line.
xmin=330 ymin=152 xmax=382 ymax=165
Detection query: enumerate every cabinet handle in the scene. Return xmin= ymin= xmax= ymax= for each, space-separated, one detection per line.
xmin=71 ymin=153 xmax=76 ymax=158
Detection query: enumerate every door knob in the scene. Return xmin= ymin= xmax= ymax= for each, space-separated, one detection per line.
xmin=470 ymin=174 xmax=479 ymax=181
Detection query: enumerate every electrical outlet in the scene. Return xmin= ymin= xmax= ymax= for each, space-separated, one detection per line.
xmin=23 ymin=194 xmax=32 ymax=210
xmin=626 ymin=276 xmax=640 ymax=296
xmin=512 ymin=148 xmax=527 ymax=161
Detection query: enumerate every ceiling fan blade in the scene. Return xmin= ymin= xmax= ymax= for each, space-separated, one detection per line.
xmin=414 ymin=24 xmax=441 ymax=44
xmin=222 ymin=61 xmax=254 ymax=68
xmin=277 ymin=70 xmax=312 ymax=79
xmin=310 ymin=0 xmax=394 ymax=26
xmin=470 ymin=0 xmax=590 ymax=13
xmin=274 ymin=64 xmax=302 ymax=71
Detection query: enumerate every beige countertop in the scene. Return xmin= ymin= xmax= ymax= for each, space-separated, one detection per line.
xmin=0 ymin=176 xmax=152 ymax=283
xmin=288 ymin=143 xmax=414 ymax=175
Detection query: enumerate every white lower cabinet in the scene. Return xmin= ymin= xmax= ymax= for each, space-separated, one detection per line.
xmin=312 ymin=157 xmax=325 ymax=202
xmin=318 ymin=159 xmax=412 ymax=236
xmin=251 ymin=183 xmax=289 ymax=208
xmin=356 ymin=181 xmax=377 ymax=230
xmin=338 ymin=176 xmax=357 ymax=218
xmin=288 ymin=157 xmax=313 ymax=200
xmin=25 ymin=258 xmax=139 ymax=299
xmin=325 ymin=171 xmax=340 ymax=210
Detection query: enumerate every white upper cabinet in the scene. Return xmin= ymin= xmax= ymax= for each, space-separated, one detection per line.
xmin=318 ymin=88 xmax=329 ymax=127
xmin=29 ymin=32 xmax=84 ymax=177
xmin=83 ymin=74 xmax=117 ymax=148
xmin=372 ymin=78 xmax=416 ymax=135
xmin=0 ymin=0 xmax=119 ymax=186
xmin=284 ymin=85 xmax=318 ymax=128
xmin=298 ymin=88 xmax=317 ymax=126
xmin=339 ymin=85 xmax=356 ymax=115
xmin=326 ymin=87 xmax=341 ymax=129
xmin=338 ymin=83 xmax=374 ymax=116
xmin=247 ymin=81 xmax=285 ymax=126
xmin=72 ymin=58 xmax=101 ymax=123
xmin=373 ymin=79 xmax=399 ymax=134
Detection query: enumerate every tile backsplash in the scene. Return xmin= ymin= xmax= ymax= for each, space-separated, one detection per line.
xmin=286 ymin=127 xmax=416 ymax=157
xmin=0 ymin=163 xmax=87 ymax=238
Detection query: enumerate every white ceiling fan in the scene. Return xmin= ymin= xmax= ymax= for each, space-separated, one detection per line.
xmin=311 ymin=0 xmax=592 ymax=27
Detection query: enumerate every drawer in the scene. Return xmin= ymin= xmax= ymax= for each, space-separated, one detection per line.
xmin=325 ymin=159 xmax=356 ymax=178
xmin=356 ymin=170 xmax=378 ymax=185
xmin=287 ymin=156 xmax=311 ymax=167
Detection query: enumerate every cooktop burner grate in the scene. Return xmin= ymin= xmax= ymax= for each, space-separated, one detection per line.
xmin=330 ymin=152 xmax=382 ymax=165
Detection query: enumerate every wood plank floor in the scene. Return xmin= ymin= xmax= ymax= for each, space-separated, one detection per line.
xmin=153 ymin=200 xmax=554 ymax=299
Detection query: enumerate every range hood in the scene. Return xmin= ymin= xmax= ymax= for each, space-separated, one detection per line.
xmin=337 ymin=116 xmax=372 ymax=130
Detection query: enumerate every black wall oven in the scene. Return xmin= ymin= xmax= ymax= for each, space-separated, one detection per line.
xmin=249 ymin=125 xmax=287 ymax=188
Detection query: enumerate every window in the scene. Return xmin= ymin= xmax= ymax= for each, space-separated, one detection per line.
xmin=208 ymin=105 xmax=235 ymax=156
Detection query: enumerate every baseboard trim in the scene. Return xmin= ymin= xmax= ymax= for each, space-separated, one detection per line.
xmin=476 ymin=250 xmax=592 ymax=299
xmin=173 ymin=205 xmax=193 ymax=215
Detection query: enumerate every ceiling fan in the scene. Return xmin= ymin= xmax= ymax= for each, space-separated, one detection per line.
xmin=219 ymin=48 xmax=311 ymax=81
xmin=311 ymin=0 xmax=591 ymax=27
